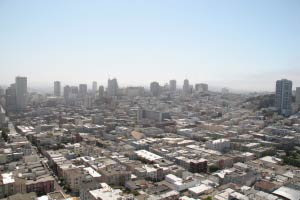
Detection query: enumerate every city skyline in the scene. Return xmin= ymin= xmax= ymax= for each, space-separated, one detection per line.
xmin=0 ymin=0 xmax=300 ymax=91
xmin=1 ymin=75 xmax=300 ymax=94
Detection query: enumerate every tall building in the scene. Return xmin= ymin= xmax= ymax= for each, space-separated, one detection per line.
xmin=98 ymin=86 xmax=104 ymax=98
xmin=183 ymin=79 xmax=189 ymax=90
xmin=84 ymin=96 xmax=94 ymax=109
xmin=150 ymin=82 xmax=160 ymax=96
xmin=64 ymin=85 xmax=71 ymax=100
xmin=54 ymin=81 xmax=61 ymax=96
xmin=5 ymin=84 xmax=16 ymax=111
xmin=71 ymin=86 xmax=78 ymax=95
xmin=0 ymin=87 xmax=4 ymax=96
xmin=15 ymin=76 xmax=27 ymax=110
xmin=183 ymin=79 xmax=192 ymax=94
xmin=79 ymin=84 xmax=88 ymax=98
xmin=107 ymin=78 xmax=118 ymax=96
xmin=296 ymin=87 xmax=300 ymax=110
xmin=92 ymin=81 xmax=97 ymax=94
xmin=275 ymin=79 xmax=292 ymax=116
xmin=169 ymin=80 xmax=176 ymax=92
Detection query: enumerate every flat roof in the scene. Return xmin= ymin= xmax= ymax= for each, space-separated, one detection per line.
xmin=135 ymin=150 xmax=162 ymax=161
xmin=83 ymin=167 xmax=101 ymax=178
xmin=188 ymin=184 xmax=212 ymax=194
xmin=2 ymin=172 xmax=15 ymax=184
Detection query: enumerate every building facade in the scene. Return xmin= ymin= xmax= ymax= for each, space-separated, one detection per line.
xmin=15 ymin=76 xmax=27 ymax=110
xmin=150 ymin=82 xmax=160 ymax=97
xmin=54 ymin=81 xmax=61 ymax=96
xmin=275 ymin=79 xmax=292 ymax=116
xmin=169 ymin=80 xmax=176 ymax=92
xmin=296 ymin=87 xmax=300 ymax=111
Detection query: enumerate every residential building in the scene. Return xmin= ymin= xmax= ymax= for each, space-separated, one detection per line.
xmin=169 ymin=80 xmax=176 ymax=92
xmin=275 ymin=79 xmax=292 ymax=116
xmin=150 ymin=82 xmax=160 ymax=96
xmin=79 ymin=84 xmax=88 ymax=98
xmin=205 ymin=139 xmax=230 ymax=152
xmin=107 ymin=78 xmax=118 ymax=96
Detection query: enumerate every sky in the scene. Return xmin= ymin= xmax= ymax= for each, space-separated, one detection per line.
xmin=0 ymin=0 xmax=299 ymax=92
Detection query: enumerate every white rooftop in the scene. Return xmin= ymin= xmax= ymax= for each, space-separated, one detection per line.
xmin=260 ymin=156 xmax=282 ymax=164
xmin=89 ymin=183 xmax=123 ymax=200
xmin=83 ymin=167 xmax=101 ymax=178
xmin=2 ymin=172 xmax=15 ymax=184
xmin=135 ymin=150 xmax=162 ymax=161
xmin=188 ymin=184 xmax=212 ymax=195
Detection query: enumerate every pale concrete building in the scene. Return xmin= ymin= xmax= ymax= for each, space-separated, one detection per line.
xmin=275 ymin=79 xmax=292 ymax=116
xmin=15 ymin=76 xmax=27 ymax=110
xmin=54 ymin=81 xmax=61 ymax=96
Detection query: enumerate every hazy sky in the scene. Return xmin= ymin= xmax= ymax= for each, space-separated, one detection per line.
xmin=0 ymin=0 xmax=299 ymax=91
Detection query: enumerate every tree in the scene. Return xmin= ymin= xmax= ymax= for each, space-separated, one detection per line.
xmin=1 ymin=129 xmax=8 ymax=142
xmin=203 ymin=196 xmax=212 ymax=200
xmin=132 ymin=190 xmax=140 ymax=196
xmin=209 ymin=165 xmax=220 ymax=173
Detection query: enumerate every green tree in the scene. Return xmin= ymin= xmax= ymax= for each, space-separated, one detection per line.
xmin=1 ymin=129 xmax=8 ymax=142
xmin=209 ymin=165 xmax=220 ymax=173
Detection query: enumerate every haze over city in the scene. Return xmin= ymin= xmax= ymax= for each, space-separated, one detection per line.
xmin=1 ymin=0 xmax=300 ymax=91
xmin=2 ymin=1 xmax=300 ymax=200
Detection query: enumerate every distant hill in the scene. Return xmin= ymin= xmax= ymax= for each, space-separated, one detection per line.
xmin=244 ymin=94 xmax=275 ymax=110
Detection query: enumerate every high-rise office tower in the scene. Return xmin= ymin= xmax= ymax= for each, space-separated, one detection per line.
xmin=150 ymin=82 xmax=160 ymax=96
xmin=275 ymin=79 xmax=292 ymax=116
xmin=92 ymin=81 xmax=97 ymax=94
xmin=169 ymin=80 xmax=176 ymax=92
xmin=183 ymin=79 xmax=192 ymax=94
xmin=71 ymin=86 xmax=78 ymax=95
xmin=5 ymin=84 xmax=16 ymax=111
xmin=64 ymin=85 xmax=71 ymax=100
xmin=98 ymin=86 xmax=104 ymax=98
xmin=296 ymin=87 xmax=300 ymax=110
xmin=0 ymin=87 xmax=4 ymax=96
xmin=15 ymin=76 xmax=27 ymax=110
xmin=107 ymin=78 xmax=118 ymax=96
xmin=79 ymin=84 xmax=88 ymax=98
xmin=183 ymin=79 xmax=189 ymax=90
xmin=54 ymin=81 xmax=61 ymax=96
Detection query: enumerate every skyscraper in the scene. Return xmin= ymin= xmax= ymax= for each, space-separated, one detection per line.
xmin=15 ymin=76 xmax=27 ymax=110
xmin=169 ymin=80 xmax=176 ymax=92
xmin=79 ymin=84 xmax=88 ymax=98
xmin=183 ymin=79 xmax=192 ymax=94
xmin=5 ymin=84 xmax=16 ymax=111
xmin=296 ymin=87 xmax=300 ymax=110
xmin=107 ymin=78 xmax=118 ymax=96
xmin=98 ymin=86 xmax=104 ymax=98
xmin=63 ymin=85 xmax=71 ymax=101
xmin=183 ymin=79 xmax=189 ymax=90
xmin=92 ymin=81 xmax=97 ymax=94
xmin=150 ymin=82 xmax=160 ymax=96
xmin=275 ymin=79 xmax=292 ymax=116
xmin=54 ymin=81 xmax=61 ymax=96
